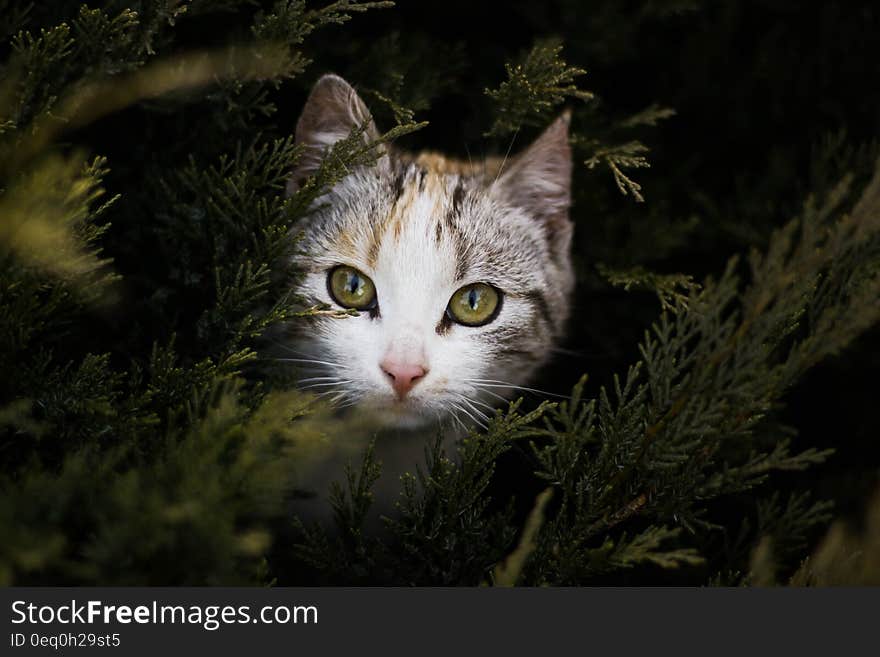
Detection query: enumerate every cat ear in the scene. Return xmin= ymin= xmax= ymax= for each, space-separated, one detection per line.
xmin=492 ymin=113 xmax=573 ymax=232
xmin=287 ymin=74 xmax=386 ymax=194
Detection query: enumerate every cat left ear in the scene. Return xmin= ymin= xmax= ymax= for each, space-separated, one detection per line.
xmin=287 ymin=74 xmax=387 ymax=194
xmin=492 ymin=112 xmax=573 ymax=233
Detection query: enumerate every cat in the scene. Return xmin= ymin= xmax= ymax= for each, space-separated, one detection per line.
xmin=279 ymin=74 xmax=574 ymax=525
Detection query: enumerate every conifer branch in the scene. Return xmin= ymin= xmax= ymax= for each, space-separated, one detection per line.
xmin=484 ymin=39 xmax=593 ymax=137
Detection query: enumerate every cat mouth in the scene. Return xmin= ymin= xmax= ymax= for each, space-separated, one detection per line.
xmin=379 ymin=396 xmax=426 ymax=414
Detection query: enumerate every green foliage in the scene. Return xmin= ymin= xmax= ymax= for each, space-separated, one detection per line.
xmin=584 ymin=140 xmax=651 ymax=202
xmin=743 ymin=492 xmax=835 ymax=586
xmin=294 ymin=401 xmax=551 ymax=585
xmin=0 ymin=154 xmax=116 ymax=290
xmin=251 ymin=0 xmax=393 ymax=84
xmin=485 ymin=39 xmax=594 ymax=137
xmin=596 ymin=263 xmax=699 ymax=312
xmin=515 ymin=164 xmax=880 ymax=584
xmin=1 ymin=2 xmax=187 ymax=132
xmin=583 ymin=105 xmax=676 ymax=203
xmin=0 ymin=0 xmax=407 ymax=585
xmin=492 ymin=487 xmax=553 ymax=586
xmin=348 ymin=31 xmax=465 ymax=126
xmin=787 ymin=488 xmax=880 ymax=586
xmin=0 ymin=386 xmax=320 ymax=585
xmin=1 ymin=0 xmax=879 ymax=586
xmin=482 ymin=37 xmax=675 ymax=204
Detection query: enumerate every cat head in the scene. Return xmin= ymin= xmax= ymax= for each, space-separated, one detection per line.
xmin=285 ymin=74 xmax=574 ymax=428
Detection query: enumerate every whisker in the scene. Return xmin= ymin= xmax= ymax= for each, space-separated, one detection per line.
xmin=473 ymin=387 xmax=510 ymax=404
xmin=332 ymin=399 xmax=361 ymax=411
xmin=449 ymin=408 xmax=469 ymax=434
xmin=547 ymin=346 xmax=597 ymax=358
xmin=264 ymin=339 xmax=318 ymax=359
xmin=461 ymin=399 xmax=491 ymax=423
xmin=466 ymin=379 xmax=571 ymax=400
xmin=325 ymin=390 xmax=356 ymax=408
xmin=296 ymin=376 xmax=345 ymax=384
xmin=302 ymin=389 xmax=348 ymax=407
xmin=451 ymin=393 xmax=492 ymax=423
xmin=463 ymin=139 xmax=474 ymax=171
xmin=271 ymin=357 xmax=345 ymax=369
xmin=451 ymin=401 xmax=486 ymax=430
xmin=493 ymin=127 xmax=520 ymax=185
xmin=461 ymin=396 xmax=497 ymax=414
xmin=297 ymin=380 xmax=354 ymax=391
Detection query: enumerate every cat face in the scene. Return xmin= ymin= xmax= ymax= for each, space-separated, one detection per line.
xmin=284 ymin=74 xmax=574 ymax=428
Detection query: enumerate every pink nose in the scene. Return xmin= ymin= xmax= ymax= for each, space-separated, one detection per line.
xmin=380 ymin=359 xmax=427 ymax=398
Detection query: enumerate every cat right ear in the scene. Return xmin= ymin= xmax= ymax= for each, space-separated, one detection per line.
xmin=491 ymin=112 xmax=573 ymax=239
xmin=287 ymin=74 xmax=386 ymax=195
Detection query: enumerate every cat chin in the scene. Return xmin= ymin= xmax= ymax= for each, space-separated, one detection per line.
xmin=330 ymin=394 xmax=448 ymax=430
xmin=371 ymin=402 xmax=436 ymax=429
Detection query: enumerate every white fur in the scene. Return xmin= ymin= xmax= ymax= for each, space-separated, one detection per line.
xmin=292 ymin=176 xmax=547 ymax=428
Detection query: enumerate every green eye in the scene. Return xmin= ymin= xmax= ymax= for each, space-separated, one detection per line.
xmin=447 ymin=283 xmax=501 ymax=326
xmin=327 ymin=266 xmax=377 ymax=310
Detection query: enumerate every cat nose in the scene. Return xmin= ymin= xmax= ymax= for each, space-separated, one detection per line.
xmin=380 ymin=359 xmax=427 ymax=398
